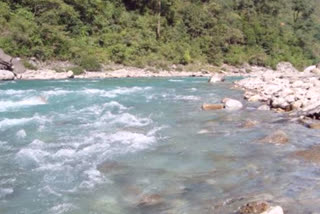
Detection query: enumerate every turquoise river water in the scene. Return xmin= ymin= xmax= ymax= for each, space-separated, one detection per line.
xmin=0 ymin=77 xmax=320 ymax=214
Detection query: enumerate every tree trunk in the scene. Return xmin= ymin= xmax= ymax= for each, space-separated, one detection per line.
xmin=156 ymin=0 xmax=161 ymax=39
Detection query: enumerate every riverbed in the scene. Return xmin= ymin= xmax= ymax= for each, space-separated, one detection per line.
xmin=0 ymin=78 xmax=319 ymax=214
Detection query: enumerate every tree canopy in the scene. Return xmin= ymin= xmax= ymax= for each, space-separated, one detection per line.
xmin=0 ymin=0 xmax=319 ymax=69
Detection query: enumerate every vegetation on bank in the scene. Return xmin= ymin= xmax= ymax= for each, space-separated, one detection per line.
xmin=0 ymin=0 xmax=320 ymax=70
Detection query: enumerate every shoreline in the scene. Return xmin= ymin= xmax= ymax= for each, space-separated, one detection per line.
xmin=2 ymin=61 xmax=320 ymax=123
xmin=1 ymin=62 xmax=250 ymax=81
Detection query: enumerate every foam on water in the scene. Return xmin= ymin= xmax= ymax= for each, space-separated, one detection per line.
xmin=0 ymin=97 xmax=47 ymax=112
xmin=42 ymin=89 xmax=71 ymax=97
xmin=0 ymin=115 xmax=48 ymax=130
xmin=82 ymin=86 xmax=152 ymax=98
xmin=16 ymin=129 xmax=27 ymax=138
xmin=0 ymin=89 xmax=36 ymax=96
xmin=169 ymin=79 xmax=185 ymax=82
xmin=108 ymin=131 xmax=156 ymax=150
xmin=0 ymin=188 xmax=14 ymax=199
xmin=174 ymin=95 xmax=200 ymax=101
xmin=49 ymin=203 xmax=76 ymax=214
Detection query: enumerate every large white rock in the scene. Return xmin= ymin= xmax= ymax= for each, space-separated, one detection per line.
xmin=304 ymin=65 xmax=316 ymax=73
xmin=261 ymin=206 xmax=284 ymax=214
xmin=258 ymin=105 xmax=271 ymax=111
xmin=222 ymin=98 xmax=243 ymax=110
xmin=276 ymin=62 xmax=299 ymax=73
xmin=21 ymin=70 xmax=74 ymax=80
xmin=208 ymin=74 xmax=225 ymax=83
xmin=0 ymin=70 xmax=15 ymax=80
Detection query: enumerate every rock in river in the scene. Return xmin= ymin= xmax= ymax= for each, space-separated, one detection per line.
xmin=258 ymin=105 xmax=271 ymax=111
xmin=259 ymin=130 xmax=289 ymax=145
xmin=202 ymin=103 xmax=224 ymax=111
xmin=222 ymin=98 xmax=243 ymax=110
xmin=138 ymin=194 xmax=163 ymax=207
xmin=238 ymin=201 xmax=270 ymax=214
xmin=238 ymin=202 xmax=283 ymax=214
xmin=208 ymin=74 xmax=225 ymax=83
xmin=241 ymin=120 xmax=258 ymax=128
xmin=0 ymin=70 xmax=15 ymax=80
xmin=294 ymin=145 xmax=320 ymax=164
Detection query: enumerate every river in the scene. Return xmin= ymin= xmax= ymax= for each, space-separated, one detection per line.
xmin=0 ymin=77 xmax=319 ymax=213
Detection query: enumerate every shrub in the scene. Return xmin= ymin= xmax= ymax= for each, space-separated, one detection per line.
xmin=69 ymin=66 xmax=85 ymax=75
xmin=23 ymin=60 xmax=37 ymax=70
xmin=78 ymin=56 xmax=101 ymax=71
xmin=54 ymin=67 xmax=65 ymax=73
xmin=181 ymin=50 xmax=191 ymax=65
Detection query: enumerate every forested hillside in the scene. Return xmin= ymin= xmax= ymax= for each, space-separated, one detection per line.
xmin=0 ymin=0 xmax=319 ymax=69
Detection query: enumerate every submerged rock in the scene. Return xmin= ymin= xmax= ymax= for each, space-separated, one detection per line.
xmin=241 ymin=120 xmax=258 ymax=128
xmin=258 ymin=105 xmax=271 ymax=111
xmin=138 ymin=194 xmax=163 ymax=207
xmin=299 ymin=119 xmax=320 ymax=129
xmin=308 ymin=123 xmax=320 ymax=129
xmin=0 ymin=70 xmax=15 ymax=80
xmin=222 ymin=98 xmax=243 ymax=110
xmin=97 ymin=161 xmax=126 ymax=174
xmin=201 ymin=103 xmax=224 ymax=111
xmin=238 ymin=202 xmax=283 ymax=214
xmin=259 ymin=130 xmax=289 ymax=145
xmin=294 ymin=145 xmax=320 ymax=164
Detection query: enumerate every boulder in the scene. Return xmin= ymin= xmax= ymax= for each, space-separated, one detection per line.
xmin=0 ymin=48 xmax=25 ymax=74
xmin=238 ymin=202 xmax=270 ymax=214
xmin=248 ymin=95 xmax=263 ymax=102
xmin=238 ymin=202 xmax=283 ymax=214
xmin=271 ymin=98 xmax=290 ymax=110
xmin=11 ymin=58 xmax=26 ymax=74
xmin=0 ymin=70 xmax=15 ymax=80
xmin=261 ymin=206 xmax=284 ymax=214
xmin=222 ymin=98 xmax=243 ymax=110
xmin=258 ymin=105 xmax=271 ymax=111
xmin=311 ymin=68 xmax=320 ymax=75
xmin=202 ymin=103 xmax=224 ymax=111
xmin=317 ymin=62 xmax=320 ymax=69
xmin=291 ymin=100 xmax=303 ymax=110
xmin=259 ymin=130 xmax=289 ymax=145
xmin=21 ymin=70 xmax=74 ymax=80
xmin=304 ymin=65 xmax=316 ymax=73
xmin=209 ymin=74 xmax=225 ymax=83
xmin=67 ymin=70 xmax=74 ymax=78
xmin=276 ymin=62 xmax=299 ymax=73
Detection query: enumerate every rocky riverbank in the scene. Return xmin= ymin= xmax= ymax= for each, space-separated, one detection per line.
xmin=234 ymin=62 xmax=320 ymax=122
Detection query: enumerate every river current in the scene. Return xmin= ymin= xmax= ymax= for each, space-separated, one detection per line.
xmin=0 ymin=77 xmax=320 ymax=214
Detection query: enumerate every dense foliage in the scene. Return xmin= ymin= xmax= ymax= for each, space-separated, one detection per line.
xmin=0 ymin=0 xmax=319 ymax=69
